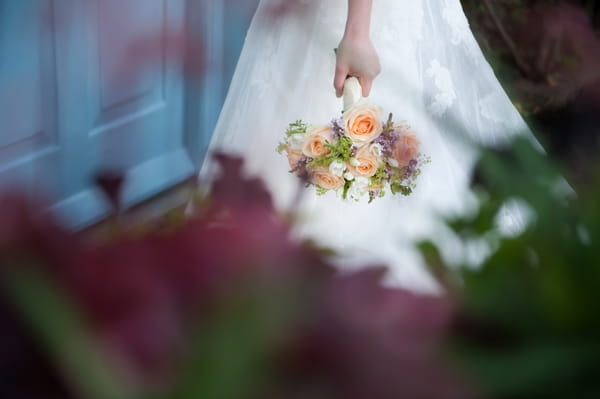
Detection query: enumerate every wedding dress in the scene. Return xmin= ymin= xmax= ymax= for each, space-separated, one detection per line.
xmin=197 ymin=0 xmax=532 ymax=293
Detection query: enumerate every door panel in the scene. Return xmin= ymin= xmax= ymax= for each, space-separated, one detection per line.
xmin=96 ymin=0 xmax=165 ymax=115
xmin=86 ymin=0 xmax=187 ymax=180
xmin=0 ymin=0 xmax=60 ymax=195
xmin=53 ymin=0 xmax=193 ymax=228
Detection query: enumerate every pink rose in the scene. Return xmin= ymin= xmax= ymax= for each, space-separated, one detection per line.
xmin=392 ymin=131 xmax=420 ymax=168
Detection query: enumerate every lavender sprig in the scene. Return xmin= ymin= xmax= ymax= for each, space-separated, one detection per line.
xmin=291 ymin=155 xmax=313 ymax=174
xmin=374 ymin=130 xmax=399 ymax=159
xmin=331 ymin=117 xmax=345 ymax=139
xmin=384 ymin=165 xmax=392 ymax=180
xmin=405 ymin=159 xmax=418 ymax=178
xmin=371 ymin=113 xmax=399 ymax=159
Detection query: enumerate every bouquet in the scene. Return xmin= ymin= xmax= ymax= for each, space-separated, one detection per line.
xmin=277 ymin=77 xmax=429 ymax=202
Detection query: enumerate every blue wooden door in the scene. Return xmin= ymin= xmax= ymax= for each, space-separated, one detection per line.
xmin=53 ymin=0 xmax=195 ymax=227
xmin=0 ymin=0 xmax=258 ymax=229
xmin=1 ymin=0 xmax=195 ymax=228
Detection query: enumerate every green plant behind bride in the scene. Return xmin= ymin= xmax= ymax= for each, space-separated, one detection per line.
xmin=422 ymin=135 xmax=600 ymax=398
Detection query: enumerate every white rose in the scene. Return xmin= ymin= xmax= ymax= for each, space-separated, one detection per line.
xmin=288 ymin=133 xmax=305 ymax=150
xmin=348 ymin=178 xmax=370 ymax=200
xmin=354 ymin=176 xmax=370 ymax=189
xmin=343 ymin=172 xmax=355 ymax=181
xmin=370 ymin=143 xmax=383 ymax=158
xmin=329 ymin=159 xmax=346 ymax=177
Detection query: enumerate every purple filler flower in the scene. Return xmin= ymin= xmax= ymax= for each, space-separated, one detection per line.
xmin=291 ymin=156 xmax=312 ymax=174
xmin=374 ymin=130 xmax=400 ymax=159
xmin=405 ymin=159 xmax=418 ymax=178
xmin=384 ymin=166 xmax=392 ymax=180
xmin=331 ymin=117 xmax=345 ymax=139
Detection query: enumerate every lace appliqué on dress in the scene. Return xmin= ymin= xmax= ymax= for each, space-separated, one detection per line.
xmin=426 ymin=59 xmax=457 ymax=117
xmin=442 ymin=0 xmax=470 ymax=46
xmin=441 ymin=0 xmax=481 ymax=65
xmin=479 ymin=91 xmax=506 ymax=124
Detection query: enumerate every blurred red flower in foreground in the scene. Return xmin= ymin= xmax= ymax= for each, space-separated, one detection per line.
xmin=277 ymin=269 xmax=477 ymax=399
xmin=0 ymin=155 xmax=477 ymax=399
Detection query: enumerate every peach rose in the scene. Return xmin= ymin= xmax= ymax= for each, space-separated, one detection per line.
xmin=392 ymin=132 xmax=420 ymax=167
xmin=302 ymin=126 xmax=334 ymax=158
xmin=308 ymin=165 xmax=345 ymax=190
xmin=286 ymin=147 xmax=303 ymax=173
xmin=346 ymin=145 xmax=381 ymax=178
xmin=343 ymin=101 xmax=383 ymax=143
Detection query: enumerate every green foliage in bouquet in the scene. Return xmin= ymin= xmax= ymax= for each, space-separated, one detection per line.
xmin=419 ymin=135 xmax=600 ymax=398
xmin=390 ymin=181 xmax=412 ymax=196
xmin=276 ymin=120 xmax=308 ymax=154
xmin=285 ymin=120 xmax=308 ymax=137
xmin=309 ymin=135 xmax=354 ymax=168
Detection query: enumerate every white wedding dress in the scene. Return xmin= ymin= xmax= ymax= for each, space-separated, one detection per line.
xmin=198 ymin=0 xmax=532 ymax=293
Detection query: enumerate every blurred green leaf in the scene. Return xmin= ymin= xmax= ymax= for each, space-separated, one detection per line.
xmin=170 ymin=276 xmax=299 ymax=399
xmin=427 ymin=135 xmax=600 ymax=398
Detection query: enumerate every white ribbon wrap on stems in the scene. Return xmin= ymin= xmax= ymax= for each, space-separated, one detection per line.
xmin=343 ymin=76 xmax=362 ymax=111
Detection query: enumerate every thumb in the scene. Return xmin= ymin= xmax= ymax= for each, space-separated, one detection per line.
xmin=334 ymin=65 xmax=349 ymax=97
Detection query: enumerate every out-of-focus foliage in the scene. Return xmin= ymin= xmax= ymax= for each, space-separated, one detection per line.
xmin=462 ymin=0 xmax=600 ymax=186
xmin=3 ymin=138 xmax=600 ymax=399
xmin=0 ymin=155 xmax=476 ymax=399
xmin=462 ymin=0 xmax=600 ymax=112
xmin=420 ymin=135 xmax=600 ymax=398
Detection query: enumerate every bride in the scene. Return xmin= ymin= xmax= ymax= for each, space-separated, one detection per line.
xmin=197 ymin=0 xmax=530 ymax=293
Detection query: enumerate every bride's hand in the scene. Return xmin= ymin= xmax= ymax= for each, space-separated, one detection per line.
xmin=334 ymin=0 xmax=380 ymax=98
xmin=334 ymin=35 xmax=381 ymax=97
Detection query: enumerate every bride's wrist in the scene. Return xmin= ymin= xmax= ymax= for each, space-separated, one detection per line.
xmin=342 ymin=28 xmax=371 ymax=43
xmin=344 ymin=0 xmax=372 ymax=42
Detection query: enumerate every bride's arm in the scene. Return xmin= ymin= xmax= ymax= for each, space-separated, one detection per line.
xmin=334 ymin=0 xmax=381 ymax=97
